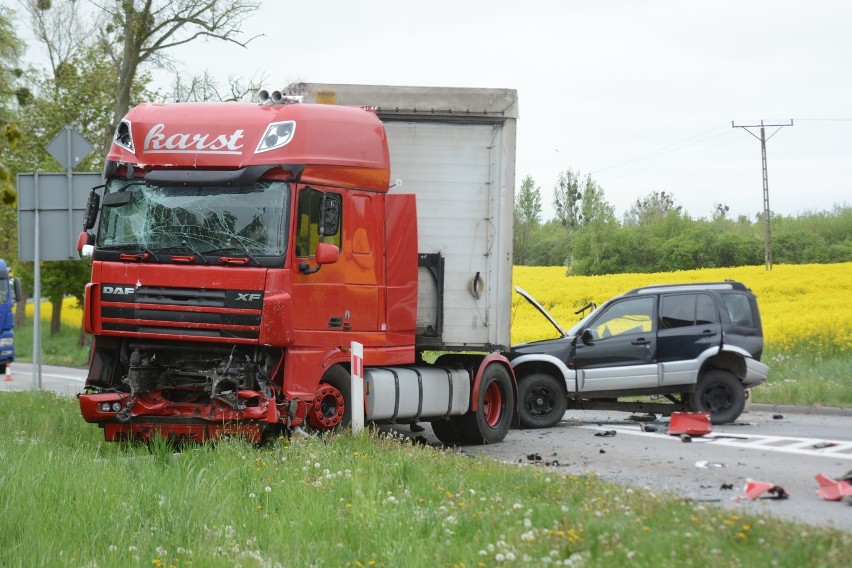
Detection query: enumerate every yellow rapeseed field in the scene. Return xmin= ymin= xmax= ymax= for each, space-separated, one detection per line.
xmin=512 ymin=262 xmax=852 ymax=357
xmin=24 ymin=297 xmax=84 ymax=329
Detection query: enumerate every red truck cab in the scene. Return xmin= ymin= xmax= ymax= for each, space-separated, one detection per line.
xmin=78 ymin=86 xmax=520 ymax=445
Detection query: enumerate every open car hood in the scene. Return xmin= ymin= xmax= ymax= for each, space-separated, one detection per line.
xmin=514 ymin=285 xmax=567 ymax=338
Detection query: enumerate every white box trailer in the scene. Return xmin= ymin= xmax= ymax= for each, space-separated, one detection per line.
xmin=293 ymin=83 xmax=518 ymax=352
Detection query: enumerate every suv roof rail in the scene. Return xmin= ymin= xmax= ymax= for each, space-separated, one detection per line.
xmin=627 ymin=281 xmax=749 ymax=295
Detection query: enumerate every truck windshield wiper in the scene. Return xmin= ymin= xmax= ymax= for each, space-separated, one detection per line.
xmin=203 ymin=247 xmax=261 ymax=266
xmin=99 ymin=243 xmax=160 ymax=262
xmin=152 ymin=241 xmax=210 ymax=264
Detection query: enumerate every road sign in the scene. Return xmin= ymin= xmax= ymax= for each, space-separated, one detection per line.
xmin=45 ymin=126 xmax=94 ymax=170
xmin=17 ymin=172 xmax=100 ymax=261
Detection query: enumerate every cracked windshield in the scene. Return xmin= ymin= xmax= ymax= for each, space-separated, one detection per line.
xmin=97 ymin=179 xmax=289 ymax=258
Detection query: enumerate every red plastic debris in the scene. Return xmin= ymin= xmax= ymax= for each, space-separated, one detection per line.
xmin=745 ymin=479 xmax=790 ymax=500
xmin=668 ymin=412 xmax=712 ymax=436
xmin=815 ymin=473 xmax=852 ymax=501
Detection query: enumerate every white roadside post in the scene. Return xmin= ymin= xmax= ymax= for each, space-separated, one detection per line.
xmin=351 ymin=341 xmax=365 ymax=433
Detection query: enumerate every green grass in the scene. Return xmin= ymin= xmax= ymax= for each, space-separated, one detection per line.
xmin=10 ymin=318 xmax=91 ymax=368
xmin=0 ymin=391 xmax=849 ymax=567
xmin=753 ymin=348 xmax=852 ymax=407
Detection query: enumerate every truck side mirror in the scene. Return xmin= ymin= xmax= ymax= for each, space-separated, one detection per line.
xmin=318 ymin=194 xmax=340 ymax=237
xmin=83 ymin=187 xmax=102 ymax=230
xmin=10 ymin=278 xmax=21 ymax=304
xmin=581 ymin=329 xmax=595 ymax=345
xmin=315 ymin=242 xmax=339 ymax=265
xmin=298 ymin=242 xmax=339 ymax=275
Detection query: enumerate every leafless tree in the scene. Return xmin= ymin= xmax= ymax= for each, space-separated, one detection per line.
xmin=166 ymin=70 xmax=267 ymax=103
xmin=19 ymin=0 xmax=103 ymax=87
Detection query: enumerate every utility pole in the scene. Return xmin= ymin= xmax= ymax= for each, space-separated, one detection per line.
xmin=732 ymin=119 xmax=793 ymax=270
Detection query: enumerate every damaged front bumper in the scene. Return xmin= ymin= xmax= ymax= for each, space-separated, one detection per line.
xmin=78 ymin=389 xmax=283 ymax=443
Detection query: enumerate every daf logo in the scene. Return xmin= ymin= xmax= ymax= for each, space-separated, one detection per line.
xmin=103 ymin=286 xmax=135 ymax=295
xmin=236 ymin=293 xmax=262 ymax=302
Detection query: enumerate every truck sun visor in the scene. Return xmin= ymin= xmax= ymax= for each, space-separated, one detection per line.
xmin=144 ymin=164 xmax=303 ymax=187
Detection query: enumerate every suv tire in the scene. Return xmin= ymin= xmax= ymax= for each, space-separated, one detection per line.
xmin=690 ymin=369 xmax=745 ymax=424
xmin=518 ymin=373 xmax=567 ymax=429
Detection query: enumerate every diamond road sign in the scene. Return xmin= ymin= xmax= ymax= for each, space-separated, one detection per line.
xmin=45 ymin=126 xmax=94 ymax=170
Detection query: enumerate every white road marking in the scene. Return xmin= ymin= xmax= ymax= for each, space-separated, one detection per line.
xmin=580 ymin=425 xmax=852 ymax=460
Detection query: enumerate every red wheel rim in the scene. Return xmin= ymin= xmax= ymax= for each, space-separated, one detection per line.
xmin=483 ymin=380 xmax=504 ymax=428
xmin=307 ymin=383 xmax=345 ymax=430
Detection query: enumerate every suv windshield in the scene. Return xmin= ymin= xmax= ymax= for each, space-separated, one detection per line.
xmin=96 ymin=178 xmax=290 ymax=260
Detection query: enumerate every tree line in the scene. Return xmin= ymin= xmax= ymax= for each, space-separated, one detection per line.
xmin=514 ymin=170 xmax=851 ymax=274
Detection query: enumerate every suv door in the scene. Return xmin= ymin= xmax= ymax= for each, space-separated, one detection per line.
xmin=573 ymin=296 xmax=657 ymax=392
xmin=657 ymin=292 xmax=722 ymax=386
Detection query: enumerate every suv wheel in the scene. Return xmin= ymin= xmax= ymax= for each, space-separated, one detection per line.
xmin=518 ymin=373 xmax=567 ymax=429
xmin=690 ymin=370 xmax=745 ymax=424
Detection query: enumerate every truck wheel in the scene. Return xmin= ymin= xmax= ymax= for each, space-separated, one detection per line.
xmin=456 ymin=364 xmax=514 ymax=444
xmin=430 ymin=419 xmax=462 ymax=446
xmin=307 ymin=366 xmax=351 ymax=431
xmin=518 ymin=373 xmax=567 ymax=429
xmin=690 ymin=370 xmax=745 ymax=424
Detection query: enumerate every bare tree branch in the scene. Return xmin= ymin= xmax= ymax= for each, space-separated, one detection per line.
xmin=19 ymin=0 xmax=103 ymax=83
xmin=87 ymin=0 xmax=260 ymax=143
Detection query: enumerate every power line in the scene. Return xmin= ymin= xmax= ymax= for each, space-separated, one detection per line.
xmin=590 ymin=125 xmax=733 ymax=174
xmin=597 ymin=135 xmax=741 ymax=183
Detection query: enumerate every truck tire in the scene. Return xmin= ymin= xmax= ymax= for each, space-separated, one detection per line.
xmin=307 ymin=365 xmax=351 ymax=431
xmin=690 ymin=369 xmax=745 ymax=424
xmin=518 ymin=373 xmax=567 ymax=429
xmin=455 ymin=363 xmax=514 ymax=444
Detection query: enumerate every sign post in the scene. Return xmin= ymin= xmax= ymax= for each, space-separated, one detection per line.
xmin=17 ymin=125 xmax=95 ymax=390
xmin=351 ymin=341 xmax=365 ymax=433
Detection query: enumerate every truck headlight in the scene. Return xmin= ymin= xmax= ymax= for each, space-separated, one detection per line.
xmin=0 ymin=338 xmax=13 ymax=347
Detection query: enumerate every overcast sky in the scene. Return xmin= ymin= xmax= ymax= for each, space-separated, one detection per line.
xmin=23 ymin=0 xmax=852 ymax=221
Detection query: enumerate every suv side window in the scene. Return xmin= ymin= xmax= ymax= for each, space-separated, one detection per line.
xmin=590 ymin=297 xmax=654 ymax=339
xmin=660 ymin=293 xmax=718 ymax=329
xmin=722 ymin=293 xmax=756 ymax=327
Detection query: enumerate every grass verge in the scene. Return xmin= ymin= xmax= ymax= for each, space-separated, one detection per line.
xmin=10 ymin=318 xmax=91 ymax=368
xmin=0 ymin=391 xmax=849 ymax=567
xmin=754 ymin=349 xmax=852 ymax=407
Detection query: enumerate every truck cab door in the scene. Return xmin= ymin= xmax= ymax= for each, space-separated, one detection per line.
xmin=290 ymin=187 xmax=381 ymax=335
xmin=573 ymin=296 xmax=658 ymax=393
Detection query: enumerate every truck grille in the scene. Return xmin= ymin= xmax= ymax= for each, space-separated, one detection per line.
xmin=100 ymin=285 xmax=262 ymax=341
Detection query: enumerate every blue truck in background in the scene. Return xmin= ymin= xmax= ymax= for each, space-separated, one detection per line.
xmin=0 ymin=258 xmax=21 ymax=375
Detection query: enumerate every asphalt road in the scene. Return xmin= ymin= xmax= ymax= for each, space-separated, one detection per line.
xmin=430 ymin=409 xmax=852 ymax=531
xmin=0 ymin=361 xmax=87 ymax=395
xmin=4 ymin=363 xmax=850 ymax=530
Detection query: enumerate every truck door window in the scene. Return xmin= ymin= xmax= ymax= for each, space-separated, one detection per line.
xmin=589 ymin=297 xmax=653 ymax=339
xmin=296 ymin=187 xmax=342 ymax=257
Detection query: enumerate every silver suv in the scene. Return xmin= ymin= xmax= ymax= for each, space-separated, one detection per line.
xmin=507 ymin=281 xmax=769 ymax=426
